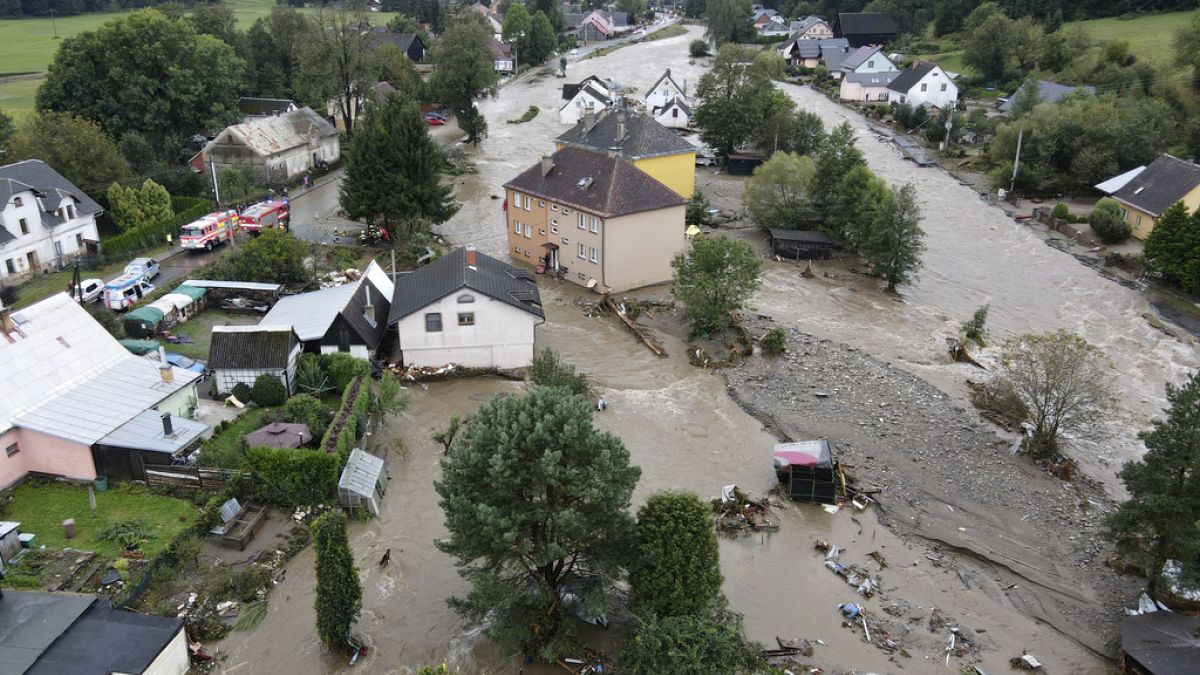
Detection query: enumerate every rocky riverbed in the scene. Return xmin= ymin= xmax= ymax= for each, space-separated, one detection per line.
xmin=724 ymin=317 xmax=1141 ymax=660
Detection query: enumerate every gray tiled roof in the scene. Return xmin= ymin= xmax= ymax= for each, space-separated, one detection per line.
xmin=887 ymin=62 xmax=937 ymax=93
xmin=841 ymin=45 xmax=883 ymax=71
xmin=821 ymin=44 xmax=852 ymax=70
xmin=998 ymin=80 xmax=1096 ymax=113
xmin=24 ymin=595 xmax=183 ymax=675
xmin=555 ymin=110 xmax=696 ymax=160
xmin=0 ymin=160 xmax=102 ymax=216
xmin=504 ymin=145 xmax=685 ymax=218
xmin=0 ymin=225 xmax=14 ymax=244
xmin=261 ymin=282 xmax=359 ymax=342
xmin=388 ymin=247 xmax=544 ymax=323
xmin=845 ymin=71 xmax=898 ymax=86
xmin=1112 ymin=154 xmax=1200 ymax=217
xmin=837 ymin=12 xmax=898 ymax=36
xmin=208 ymin=325 xmax=299 ymax=370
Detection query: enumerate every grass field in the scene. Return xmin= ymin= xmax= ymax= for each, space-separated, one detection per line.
xmin=168 ymin=309 xmax=260 ymax=361
xmin=4 ymin=482 xmax=198 ymax=558
xmin=0 ymin=0 xmax=394 ymax=118
xmin=1065 ymin=8 xmax=1200 ymax=65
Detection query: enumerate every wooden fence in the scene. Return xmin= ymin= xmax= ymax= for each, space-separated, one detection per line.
xmin=144 ymin=465 xmax=251 ymax=493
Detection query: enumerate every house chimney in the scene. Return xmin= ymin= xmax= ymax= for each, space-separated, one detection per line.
xmin=540 ymin=155 xmax=554 ymax=177
xmin=466 ymin=244 xmax=477 ymax=269
xmin=0 ymin=306 xmax=12 ymax=336
xmin=161 ymin=412 xmax=174 ymax=437
xmin=583 ymin=108 xmax=596 ymax=134
xmin=158 ymin=346 xmax=174 ymax=384
xmin=616 ymin=110 xmax=626 ymax=142
xmin=608 ymin=146 xmax=621 ymax=158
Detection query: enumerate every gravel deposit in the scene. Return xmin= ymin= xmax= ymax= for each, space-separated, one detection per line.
xmin=724 ymin=317 xmax=1142 ymax=659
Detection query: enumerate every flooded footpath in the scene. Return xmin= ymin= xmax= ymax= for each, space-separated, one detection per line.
xmin=216 ymin=22 xmax=1187 ymax=674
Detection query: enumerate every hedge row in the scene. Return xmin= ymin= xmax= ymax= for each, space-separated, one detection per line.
xmin=320 ymin=375 xmax=371 ymax=464
xmin=100 ymin=196 xmax=211 ymax=259
xmin=244 ymin=446 xmax=341 ymax=508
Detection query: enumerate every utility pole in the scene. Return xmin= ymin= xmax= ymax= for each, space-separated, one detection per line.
xmin=209 ymin=160 xmax=221 ymax=210
xmin=1010 ymin=128 xmax=1024 ymax=194
xmin=50 ymin=9 xmax=58 ymax=39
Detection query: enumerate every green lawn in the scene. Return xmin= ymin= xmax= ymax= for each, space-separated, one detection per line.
xmin=0 ymin=76 xmax=41 ymax=119
xmin=169 ymin=309 xmax=261 ymax=361
xmin=3 ymin=482 xmax=198 ymax=558
xmin=1065 ymin=9 xmax=1200 ymax=65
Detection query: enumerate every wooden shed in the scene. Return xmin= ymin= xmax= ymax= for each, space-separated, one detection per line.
xmin=726 ymin=152 xmax=765 ymax=176
xmin=769 ymin=228 xmax=835 ymax=260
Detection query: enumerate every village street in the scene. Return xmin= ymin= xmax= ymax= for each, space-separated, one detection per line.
xmin=210 ymin=23 xmax=1184 ymax=674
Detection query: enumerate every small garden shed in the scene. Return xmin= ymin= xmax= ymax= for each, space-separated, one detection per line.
xmin=773 ymin=440 xmax=841 ymax=504
xmin=123 ymin=306 xmax=166 ymax=339
xmin=338 ymin=448 xmax=388 ymax=516
xmin=769 ymin=228 xmax=835 ymax=260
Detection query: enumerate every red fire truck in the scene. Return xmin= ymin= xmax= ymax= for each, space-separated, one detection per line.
xmin=180 ymin=211 xmax=238 ymax=251
xmin=238 ymin=200 xmax=290 ymax=234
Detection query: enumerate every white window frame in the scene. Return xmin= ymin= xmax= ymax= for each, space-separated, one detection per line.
xmin=589 ymin=247 xmax=598 ymax=263
xmin=523 ymin=223 xmax=532 ymax=238
xmin=589 ymin=217 xmax=598 ymax=233
xmin=514 ymin=220 xmax=521 ymax=234
xmin=524 ymin=195 xmax=531 ymax=211
xmin=457 ymin=312 xmax=475 ymax=327
xmin=578 ymin=212 xmax=586 ymax=229
xmin=578 ymin=243 xmax=586 ymax=258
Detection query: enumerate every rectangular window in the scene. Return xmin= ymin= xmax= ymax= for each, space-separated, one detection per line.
xmin=4 ymin=259 xmax=14 ymax=274
xmin=551 ymin=225 xmax=558 ymax=234
xmin=538 ymin=201 xmax=545 ymax=207
xmin=563 ymin=208 xmax=571 ymax=215
xmin=5 ymin=443 xmax=18 ymax=457
xmin=524 ymin=196 xmax=531 ymax=210
xmin=68 ymin=205 xmax=76 ymax=219
xmin=523 ymin=223 xmax=532 ymax=238
xmin=589 ymin=217 xmax=598 ymax=233
xmin=551 ymin=204 xmax=558 ymax=211
xmin=920 ymin=83 xmax=927 ymax=92
xmin=867 ymin=60 xmax=874 ymax=68
xmin=589 ymin=247 xmax=598 ymax=263
xmin=578 ymin=243 xmax=586 ymax=258
xmin=18 ymin=218 xmax=28 ymax=235
xmin=458 ymin=312 xmax=475 ymax=326
xmin=514 ymin=245 xmax=522 ymax=254
xmin=425 ymin=313 xmax=443 ymax=332
xmin=525 ymin=250 xmax=531 ymax=257
xmin=514 ymin=220 xmax=521 ymax=234
xmin=940 ymin=83 xmax=947 ymax=91
xmin=578 ymin=213 xmax=585 ymax=229
xmin=76 ymin=233 xmax=83 ymax=248
xmin=539 ymin=228 xmax=546 ymax=235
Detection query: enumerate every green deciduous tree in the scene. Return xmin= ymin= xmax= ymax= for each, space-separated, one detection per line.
xmin=961 ymin=3 xmax=1013 ymax=82
xmin=671 ymin=234 xmax=762 ymax=334
xmin=189 ymin=1 xmax=240 ymax=48
xmin=244 ymin=7 xmax=320 ymax=108
xmin=312 ymin=511 xmax=362 ymax=650
xmin=1175 ymin=13 xmax=1200 ymax=89
xmin=620 ymin=610 xmax=763 ymax=675
xmin=302 ymin=5 xmax=377 ymax=137
xmin=435 ymin=387 xmax=641 ymax=660
xmin=826 ymin=164 xmax=886 ymax=248
xmin=704 ymin=0 xmax=753 ymax=47
xmin=458 ymin=104 xmax=489 ymax=146
xmin=629 ymin=491 xmax=723 ymax=618
xmin=994 ymin=330 xmax=1113 ymax=460
xmin=528 ymin=348 xmax=588 ymax=396
xmin=1107 ymin=372 xmax=1200 ymax=595
xmin=282 ymin=394 xmax=332 ymax=439
xmin=812 ymin=121 xmax=865 ymax=216
xmin=251 ymin=373 xmax=288 ymax=407
xmin=694 ymin=44 xmax=790 ymax=157
xmin=502 ymin=2 xmax=533 ymax=63
xmin=1144 ymin=202 xmax=1200 ymax=292
xmin=858 ymin=183 xmax=926 ymax=292
xmin=206 ymin=228 xmax=310 ymax=284
xmin=106 ymin=179 xmax=173 ymax=231
xmin=1089 ymin=197 xmax=1130 ymax=244
xmin=743 ymin=152 xmax=817 ymax=231
xmin=38 ymin=9 xmax=244 ymax=151
xmin=339 ymin=97 xmax=457 ymax=238
xmin=0 ymin=108 xmax=13 ymax=156
xmin=6 ymin=112 xmax=129 ymax=195
xmin=529 ymin=11 xmax=558 ymax=65
xmin=686 ymin=190 xmax=713 ymax=226
xmin=431 ymin=12 xmax=499 ymax=111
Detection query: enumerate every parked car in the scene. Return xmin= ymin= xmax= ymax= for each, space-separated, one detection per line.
xmin=425 ymin=111 xmax=447 ymax=121
xmin=124 ymin=257 xmax=159 ymax=282
xmin=695 ymin=153 xmax=719 ymax=167
xmin=70 ymin=278 xmax=104 ymax=303
xmin=424 ymin=115 xmax=446 ymax=126
xmin=102 ymin=274 xmax=154 ymax=311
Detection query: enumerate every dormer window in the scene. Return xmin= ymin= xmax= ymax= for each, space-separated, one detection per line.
xmin=12 ymin=197 xmax=21 ymax=207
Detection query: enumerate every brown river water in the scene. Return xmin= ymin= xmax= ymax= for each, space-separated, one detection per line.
xmin=216 ymin=24 xmax=1193 ymax=674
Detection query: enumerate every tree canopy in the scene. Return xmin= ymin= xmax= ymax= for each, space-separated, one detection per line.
xmin=5 ymin=112 xmax=129 ymax=195
xmin=312 ymin=511 xmax=362 ymax=650
xmin=812 ymin=122 xmax=866 ymax=216
xmin=38 ymin=9 xmax=244 ymax=151
xmin=704 ymin=0 xmax=753 ymax=47
xmin=107 ymin=179 xmax=173 ymax=231
xmin=858 ymin=183 xmax=926 ymax=292
xmin=206 ymin=229 xmax=310 ymax=285
xmin=694 ymin=44 xmax=792 ymax=157
xmin=1144 ymin=202 xmax=1200 ymax=293
xmin=743 ymin=152 xmax=817 ymax=231
xmin=629 ymin=491 xmax=724 ymax=618
xmin=671 ymin=234 xmax=762 ymax=334
xmin=435 ymin=386 xmax=641 ymax=660
xmin=432 ymin=12 xmax=499 ymax=111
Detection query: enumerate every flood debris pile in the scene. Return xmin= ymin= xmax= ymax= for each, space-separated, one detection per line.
xmin=711 ymin=484 xmax=780 ymax=532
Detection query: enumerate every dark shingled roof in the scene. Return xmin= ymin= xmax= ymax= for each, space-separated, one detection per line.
xmin=26 ymin=597 xmax=183 ymax=675
xmin=0 ymin=160 xmax=103 ymax=216
xmin=770 ymin=228 xmax=834 ymax=244
xmin=555 ymin=110 xmax=696 ymax=160
xmin=1112 ymin=154 xmax=1200 ymax=218
xmin=389 ymin=247 xmax=544 ymax=324
xmin=887 ymin=62 xmax=938 ymax=93
xmin=836 ymin=12 xmax=898 ymax=36
xmin=238 ymin=97 xmax=297 ymax=116
xmin=504 ymin=146 xmax=685 ymax=218
xmin=341 ymin=279 xmax=391 ymax=349
xmin=1121 ymin=612 xmax=1200 ymax=675
xmin=0 ymin=225 xmax=14 ymax=244
xmin=207 ymin=326 xmax=299 ymax=370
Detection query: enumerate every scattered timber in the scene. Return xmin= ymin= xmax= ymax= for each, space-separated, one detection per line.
xmin=603 ymin=295 xmax=666 ymax=357
xmin=946 ymin=337 xmax=986 ymax=369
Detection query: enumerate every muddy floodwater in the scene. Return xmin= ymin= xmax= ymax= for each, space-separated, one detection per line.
xmin=218 ymin=23 xmax=1196 ymax=674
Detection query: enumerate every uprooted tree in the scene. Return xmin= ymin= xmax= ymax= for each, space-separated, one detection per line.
xmin=1106 ymin=372 xmax=1200 ymax=596
xmin=978 ymin=330 xmax=1113 ymax=460
xmin=435 ymin=386 xmax=641 ymax=661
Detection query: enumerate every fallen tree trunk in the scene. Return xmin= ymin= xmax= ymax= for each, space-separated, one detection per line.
xmin=603 ymin=295 xmax=666 ymax=357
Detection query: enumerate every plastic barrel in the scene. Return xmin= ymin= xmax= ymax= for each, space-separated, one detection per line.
xmin=94 ymin=475 xmax=108 ymax=492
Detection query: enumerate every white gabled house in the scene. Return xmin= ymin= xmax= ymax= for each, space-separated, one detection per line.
xmin=758 ymin=16 xmax=791 ymax=37
xmin=652 ymin=97 xmax=692 ymax=129
xmin=790 ymin=15 xmax=834 ymax=40
xmin=387 ymin=246 xmax=543 ymax=369
xmin=839 ymin=71 xmax=900 ymax=102
xmin=560 ymin=77 xmax=614 ymax=124
xmin=839 ymin=45 xmax=898 ymax=78
xmin=886 ymin=62 xmax=958 ymax=109
xmin=0 ymin=160 xmax=102 ymax=282
xmin=645 ymin=68 xmax=687 ymax=112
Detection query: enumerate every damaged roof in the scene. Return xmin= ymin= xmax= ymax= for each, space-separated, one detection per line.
xmin=505 ymin=146 xmax=685 ymax=218
xmin=213 ymin=107 xmax=337 ymax=159
xmin=555 ymin=110 xmax=696 ymax=160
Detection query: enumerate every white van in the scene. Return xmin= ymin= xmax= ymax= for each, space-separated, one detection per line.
xmin=102 ymin=273 xmax=155 ymax=311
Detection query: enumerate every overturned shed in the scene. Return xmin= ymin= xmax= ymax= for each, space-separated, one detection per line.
xmin=769 ymin=228 xmax=835 ymax=260
xmin=774 ymin=440 xmax=841 ymax=504
xmin=338 ymin=448 xmax=388 ymax=516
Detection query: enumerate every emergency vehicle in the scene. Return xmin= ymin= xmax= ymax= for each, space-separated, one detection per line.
xmin=102 ymin=273 xmax=154 ymax=311
xmin=180 ymin=211 xmax=238 ymax=251
xmin=238 ymin=200 xmax=290 ymax=234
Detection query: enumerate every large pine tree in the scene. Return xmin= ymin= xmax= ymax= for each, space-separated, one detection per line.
xmin=339 ymin=96 xmax=457 ymax=238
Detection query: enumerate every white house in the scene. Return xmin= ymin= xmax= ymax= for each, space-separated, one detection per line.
xmin=652 ymin=97 xmax=692 ymax=129
xmin=886 ymin=62 xmax=958 ymax=109
xmin=779 ymin=36 xmax=848 ymax=68
xmin=0 ymin=160 xmax=102 ymax=282
xmin=193 ymin=107 xmax=340 ymax=184
xmin=260 ymin=263 xmax=392 ymax=359
xmin=207 ymin=325 xmax=303 ymax=396
xmin=840 ymin=45 xmax=898 ymax=78
xmin=790 ymin=15 xmax=833 ymax=39
xmin=387 ymin=246 xmax=543 ymax=369
xmin=560 ymin=78 xmax=613 ymax=124
xmin=490 ymin=38 xmax=515 ymax=73
xmin=645 ymin=68 xmax=687 ymax=112
xmin=840 ymin=71 xmax=899 ymax=102
xmin=758 ymin=16 xmax=791 ymax=37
